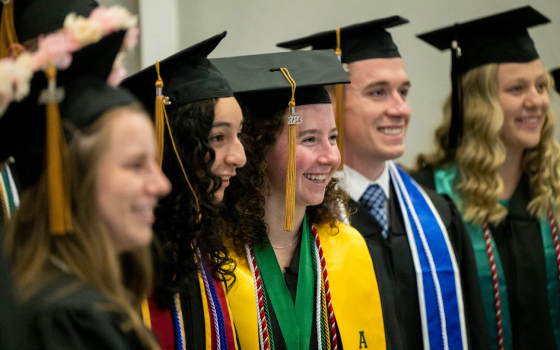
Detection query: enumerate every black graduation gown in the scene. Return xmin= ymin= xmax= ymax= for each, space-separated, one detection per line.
xmin=349 ymin=181 xmax=489 ymax=350
xmin=0 ymin=243 xmax=23 ymax=350
xmin=263 ymin=239 xmax=343 ymax=350
xmin=414 ymin=167 xmax=558 ymax=350
xmin=175 ymin=277 xmax=242 ymax=350
xmin=177 ymin=281 xmax=207 ymax=350
xmin=23 ymin=267 xmax=151 ymax=350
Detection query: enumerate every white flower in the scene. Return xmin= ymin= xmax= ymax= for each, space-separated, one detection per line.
xmin=64 ymin=12 xmax=103 ymax=46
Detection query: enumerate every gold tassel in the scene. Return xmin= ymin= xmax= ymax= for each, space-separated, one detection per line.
xmin=0 ymin=1 xmax=21 ymax=58
xmin=334 ymin=27 xmax=345 ymax=171
xmin=153 ymin=61 xmax=202 ymax=222
xmin=44 ymin=65 xmax=73 ymax=235
xmin=335 ymin=84 xmax=345 ymax=170
xmin=154 ymin=61 xmax=165 ymax=167
xmin=280 ymin=68 xmax=298 ymax=232
xmin=285 ymin=120 xmax=296 ymax=232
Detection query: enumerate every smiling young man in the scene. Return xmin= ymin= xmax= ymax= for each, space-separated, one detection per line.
xmin=278 ymin=17 xmax=489 ymax=350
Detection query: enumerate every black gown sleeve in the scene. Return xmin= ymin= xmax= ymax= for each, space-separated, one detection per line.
xmin=33 ymin=307 xmax=139 ymax=350
xmin=0 ymin=243 xmax=23 ymax=350
xmin=25 ymin=273 xmax=148 ymax=350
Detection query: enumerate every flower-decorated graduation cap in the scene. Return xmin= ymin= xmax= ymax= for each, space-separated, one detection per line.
xmin=121 ymin=32 xmax=232 ymax=221
xmin=211 ymin=49 xmax=350 ymax=231
xmin=276 ymin=16 xmax=409 ymax=169
xmin=552 ymin=68 xmax=560 ymax=94
xmin=1 ymin=0 xmax=98 ymax=57
xmin=0 ymin=2 xmax=138 ymax=235
xmin=417 ymin=6 xmax=550 ymax=155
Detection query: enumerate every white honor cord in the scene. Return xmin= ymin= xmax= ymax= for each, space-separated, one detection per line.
xmin=314 ymin=236 xmax=323 ymax=350
xmin=245 ymin=245 xmax=266 ymax=350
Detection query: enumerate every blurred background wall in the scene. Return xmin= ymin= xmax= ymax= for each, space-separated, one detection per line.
xmin=99 ymin=0 xmax=560 ymax=166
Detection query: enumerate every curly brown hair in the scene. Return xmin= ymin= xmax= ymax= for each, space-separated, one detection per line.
xmin=152 ymin=99 xmax=236 ymax=308
xmin=223 ymin=104 xmax=350 ymax=256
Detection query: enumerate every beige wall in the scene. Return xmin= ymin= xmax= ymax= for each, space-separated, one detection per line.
xmin=116 ymin=0 xmax=560 ymax=166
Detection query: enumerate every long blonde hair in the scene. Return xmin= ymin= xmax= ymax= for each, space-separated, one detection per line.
xmin=5 ymin=105 xmax=159 ymax=349
xmin=416 ymin=63 xmax=560 ymax=224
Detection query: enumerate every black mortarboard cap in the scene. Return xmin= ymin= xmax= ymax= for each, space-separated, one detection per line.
xmin=276 ymin=16 xmax=408 ymax=64
xmin=552 ymin=68 xmax=560 ymax=94
xmin=416 ymin=6 xmax=549 ymax=155
xmin=121 ymin=31 xmax=232 ymax=113
xmin=211 ymin=49 xmax=349 ymax=118
xmin=417 ymin=6 xmax=549 ymax=74
xmin=211 ymin=49 xmax=349 ymax=232
xmin=10 ymin=0 xmax=98 ymax=43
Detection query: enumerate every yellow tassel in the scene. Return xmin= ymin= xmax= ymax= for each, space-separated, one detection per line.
xmin=284 ymin=121 xmax=296 ymax=232
xmin=334 ymin=27 xmax=344 ymax=171
xmin=45 ymin=65 xmax=73 ymax=235
xmin=154 ymin=61 xmax=165 ymax=167
xmin=335 ymin=84 xmax=345 ymax=171
xmin=153 ymin=65 xmax=202 ymax=222
xmin=279 ymin=67 xmax=298 ymax=232
xmin=0 ymin=1 xmax=19 ymax=58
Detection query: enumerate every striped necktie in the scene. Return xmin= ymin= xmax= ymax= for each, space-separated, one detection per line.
xmin=359 ymin=184 xmax=388 ymax=238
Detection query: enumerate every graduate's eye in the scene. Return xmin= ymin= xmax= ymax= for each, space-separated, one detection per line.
xmin=209 ymin=134 xmax=225 ymax=143
xmin=126 ymin=162 xmax=143 ymax=170
xmin=329 ymin=133 xmax=338 ymax=144
xmin=399 ymin=87 xmax=410 ymax=99
xmin=536 ymin=82 xmax=548 ymax=93
xmin=125 ymin=158 xmax=146 ymax=171
xmin=507 ymin=84 xmax=525 ymax=94
xmin=302 ymin=136 xmax=316 ymax=144
xmin=366 ymin=88 xmax=387 ymax=98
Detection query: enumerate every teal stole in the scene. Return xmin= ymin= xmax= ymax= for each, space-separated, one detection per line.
xmin=252 ymin=215 xmax=314 ymax=350
xmin=0 ymin=165 xmax=19 ymax=218
xmin=434 ymin=165 xmax=560 ymax=350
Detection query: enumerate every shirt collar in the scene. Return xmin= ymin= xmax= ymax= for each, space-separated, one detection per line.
xmin=343 ymin=163 xmax=390 ymax=202
xmin=341 ymin=162 xmax=391 ymax=203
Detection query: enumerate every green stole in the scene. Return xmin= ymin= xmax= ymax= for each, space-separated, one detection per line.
xmin=434 ymin=165 xmax=560 ymax=350
xmin=252 ymin=214 xmax=314 ymax=350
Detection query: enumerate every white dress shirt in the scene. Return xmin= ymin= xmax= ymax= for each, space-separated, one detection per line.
xmin=339 ymin=162 xmax=391 ymax=216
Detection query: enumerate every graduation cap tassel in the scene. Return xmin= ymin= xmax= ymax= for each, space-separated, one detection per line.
xmin=334 ymin=27 xmax=345 ymax=171
xmin=43 ymin=65 xmax=73 ymax=235
xmin=280 ymin=67 xmax=300 ymax=232
xmin=449 ymin=23 xmax=463 ymax=158
xmin=0 ymin=0 xmax=21 ymax=58
xmin=153 ymin=67 xmax=202 ymax=223
xmin=154 ymin=61 xmax=166 ymax=167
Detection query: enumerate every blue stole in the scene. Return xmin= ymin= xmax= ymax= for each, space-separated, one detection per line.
xmin=389 ymin=161 xmax=467 ymax=350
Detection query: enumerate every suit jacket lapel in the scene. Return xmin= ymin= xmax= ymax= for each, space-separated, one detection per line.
xmin=348 ymin=198 xmax=384 ymax=238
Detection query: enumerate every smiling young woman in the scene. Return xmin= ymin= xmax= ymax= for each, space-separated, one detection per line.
xmin=414 ymin=7 xmax=560 ymax=350
xmin=3 ymin=58 xmax=169 ymax=350
xmin=214 ymin=50 xmax=386 ymax=350
xmin=121 ymin=32 xmax=246 ymax=350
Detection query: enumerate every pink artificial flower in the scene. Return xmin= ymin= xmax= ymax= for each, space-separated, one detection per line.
xmin=107 ymin=51 xmax=127 ymax=86
xmin=33 ymin=31 xmax=79 ymax=70
xmin=123 ymin=26 xmax=140 ymax=50
xmin=88 ymin=6 xmax=137 ymax=34
xmin=107 ymin=67 xmax=128 ymax=87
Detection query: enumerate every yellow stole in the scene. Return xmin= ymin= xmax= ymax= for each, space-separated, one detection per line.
xmin=228 ymin=222 xmax=386 ymax=349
